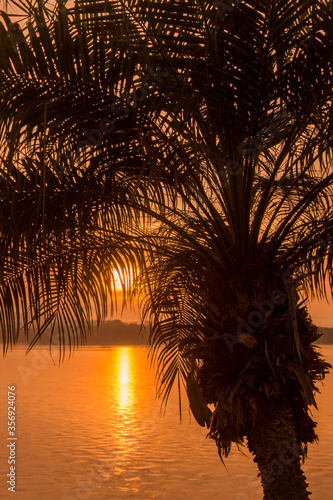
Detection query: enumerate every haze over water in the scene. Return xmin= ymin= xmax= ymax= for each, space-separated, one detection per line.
xmin=0 ymin=345 xmax=332 ymax=499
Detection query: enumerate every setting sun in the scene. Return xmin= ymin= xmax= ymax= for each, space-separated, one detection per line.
xmin=112 ymin=268 xmax=135 ymax=292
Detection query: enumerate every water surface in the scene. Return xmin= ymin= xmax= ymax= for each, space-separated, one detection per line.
xmin=1 ymin=345 xmax=332 ymax=499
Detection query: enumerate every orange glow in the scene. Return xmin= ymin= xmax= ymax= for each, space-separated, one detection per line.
xmin=308 ymin=298 xmax=333 ymax=328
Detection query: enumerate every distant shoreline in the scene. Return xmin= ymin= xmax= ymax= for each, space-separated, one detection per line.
xmin=316 ymin=327 xmax=333 ymax=345
xmin=1 ymin=321 xmax=333 ymax=347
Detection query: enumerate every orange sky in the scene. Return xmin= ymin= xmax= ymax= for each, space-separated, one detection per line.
xmin=111 ymin=297 xmax=333 ymax=328
xmin=308 ymin=298 xmax=333 ymax=328
xmin=109 ymin=268 xmax=333 ymax=327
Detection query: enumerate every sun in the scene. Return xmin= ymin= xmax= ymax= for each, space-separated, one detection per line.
xmin=112 ymin=268 xmax=134 ymax=292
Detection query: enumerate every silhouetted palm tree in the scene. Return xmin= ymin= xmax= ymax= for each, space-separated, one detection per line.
xmin=0 ymin=1 xmax=332 ymax=498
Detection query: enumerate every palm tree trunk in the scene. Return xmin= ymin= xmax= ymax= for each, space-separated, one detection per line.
xmin=246 ymin=403 xmax=311 ymax=500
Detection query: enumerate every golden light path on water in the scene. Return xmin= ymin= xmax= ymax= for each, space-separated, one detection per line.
xmin=114 ymin=347 xmax=134 ymax=411
xmin=100 ymin=346 xmax=162 ymax=477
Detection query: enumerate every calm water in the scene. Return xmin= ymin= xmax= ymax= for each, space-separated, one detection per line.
xmin=0 ymin=345 xmax=333 ymax=499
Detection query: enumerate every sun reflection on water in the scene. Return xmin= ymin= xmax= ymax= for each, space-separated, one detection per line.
xmin=102 ymin=347 xmax=158 ymax=466
xmin=115 ymin=347 xmax=134 ymax=411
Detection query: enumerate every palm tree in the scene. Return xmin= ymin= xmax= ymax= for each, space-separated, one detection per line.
xmin=0 ymin=1 xmax=332 ymax=498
